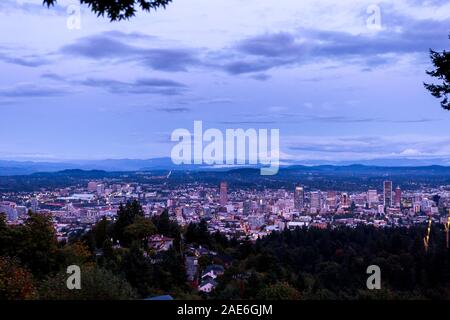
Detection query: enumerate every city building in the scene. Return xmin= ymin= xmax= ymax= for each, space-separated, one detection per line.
xmin=219 ymin=182 xmax=228 ymax=206
xmin=367 ymin=189 xmax=378 ymax=207
xmin=294 ymin=186 xmax=304 ymax=210
xmin=394 ymin=186 xmax=402 ymax=207
xmin=384 ymin=181 xmax=393 ymax=208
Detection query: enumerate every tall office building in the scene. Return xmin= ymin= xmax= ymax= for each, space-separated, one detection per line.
xmin=219 ymin=181 xmax=228 ymax=206
xmin=326 ymin=191 xmax=337 ymax=208
xmin=341 ymin=193 xmax=349 ymax=207
xmin=383 ymin=181 xmax=393 ymax=207
xmin=310 ymin=191 xmax=321 ymax=210
xmin=367 ymin=189 xmax=378 ymax=207
xmin=294 ymin=186 xmax=304 ymax=210
xmin=394 ymin=186 xmax=402 ymax=207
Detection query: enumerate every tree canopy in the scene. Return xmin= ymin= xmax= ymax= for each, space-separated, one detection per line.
xmin=425 ymin=35 xmax=450 ymax=110
xmin=43 ymin=0 xmax=172 ymax=21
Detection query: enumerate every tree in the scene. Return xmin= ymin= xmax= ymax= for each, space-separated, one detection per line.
xmin=114 ymin=201 xmax=144 ymax=246
xmin=43 ymin=0 xmax=172 ymax=21
xmin=256 ymin=282 xmax=301 ymax=300
xmin=124 ymin=216 xmax=157 ymax=245
xmin=18 ymin=212 xmax=61 ymax=278
xmin=91 ymin=216 xmax=111 ymax=249
xmin=39 ymin=265 xmax=137 ymax=300
xmin=424 ymin=36 xmax=450 ymax=110
xmin=0 ymin=257 xmax=38 ymax=300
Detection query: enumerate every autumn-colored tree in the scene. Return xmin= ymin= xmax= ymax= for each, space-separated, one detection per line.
xmin=0 ymin=257 xmax=38 ymax=300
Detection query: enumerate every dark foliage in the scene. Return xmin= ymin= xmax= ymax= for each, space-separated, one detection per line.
xmin=425 ymin=36 xmax=450 ymax=110
xmin=43 ymin=0 xmax=172 ymax=21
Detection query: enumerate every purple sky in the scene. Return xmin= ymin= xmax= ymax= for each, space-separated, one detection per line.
xmin=1 ymin=0 xmax=450 ymax=164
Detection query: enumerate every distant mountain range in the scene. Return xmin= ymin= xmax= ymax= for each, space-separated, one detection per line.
xmin=1 ymin=157 xmax=450 ymax=176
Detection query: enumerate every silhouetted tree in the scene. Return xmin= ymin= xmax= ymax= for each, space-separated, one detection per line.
xmin=43 ymin=0 xmax=172 ymax=21
xmin=425 ymin=36 xmax=450 ymax=110
xmin=114 ymin=201 xmax=144 ymax=246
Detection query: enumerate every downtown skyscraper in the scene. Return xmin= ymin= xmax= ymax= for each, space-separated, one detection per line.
xmin=384 ymin=181 xmax=393 ymax=208
xmin=294 ymin=186 xmax=304 ymax=210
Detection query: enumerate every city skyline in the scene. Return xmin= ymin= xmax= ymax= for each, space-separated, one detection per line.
xmin=1 ymin=0 xmax=450 ymax=164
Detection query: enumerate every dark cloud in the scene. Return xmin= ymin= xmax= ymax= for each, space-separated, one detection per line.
xmin=60 ymin=31 xmax=201 ymax=72
xmin=0 ymin=48 xmax=50 ymax=67
xmin=221 ymin=15 xmax=450 ymax=74
xmin=55 ymin=13 xmax=450 ymax=77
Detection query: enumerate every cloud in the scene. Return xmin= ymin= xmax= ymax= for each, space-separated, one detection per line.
xmin=0 ymin=46 xmax=50 ymax=67
xmin=156 ymin=107 xmax=191 ymax=113
xmin=40 ymin=71 xmax=187 ymax=96
xmin=54 ymin=11 xmax=450 ymax=78
xmin=0 ymin=83 xmax=70 ymax=98
xmin=219 ymin=14 xmax=450 ymax=74
xmin=221 ymin=112 xmax=438 ymax=125
xmin=78 ymin=77 xmax=187 ymax=95
xmin=60 ymin=31 xmax=202 ymax=72
xmin=285 ymin=134 xmax=450 ymax=160
xmin=250 ymin=73 xmax=271 ymax=81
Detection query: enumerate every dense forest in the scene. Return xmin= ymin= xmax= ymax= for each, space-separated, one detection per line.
xmin=1 ymin=201 xmax=450 ymax=300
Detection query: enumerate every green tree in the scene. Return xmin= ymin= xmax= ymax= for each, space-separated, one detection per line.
xmin=124 ymin=216 xmax=157 ymax=246
xmin=39 ymin=265 xmax=137 ymax=300
xmin=43 ymin=0 xmax=172 ymax=21
xmin=114 ymin=201 xmax=144 ymax=246
xmin=92 ymin=217 xmax=111 ymax=249
xmin=18 ymin=212 xmax=61 ymax=278
xmin=256 ymin=282 xmax=301 ymax=300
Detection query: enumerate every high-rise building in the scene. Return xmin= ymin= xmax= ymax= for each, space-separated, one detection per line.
xmin=326 ymin=191 xmax=337 ymax=208
xmin=367 ymin=189 xmax=378 ymax=207
xmin=310 ymin=191 xmax=321 ymax=210
xmin=219 ymin=181 xmax=228 ymax=206
xmin=294 ymin=186 xmax=304 ymax=210
xmin=384 ymin=181 xmax=393 ymax=207
xmin=394 ymin=186 xmax=402 ymax=207
xmin=341 ymin=193 xmax=349 ymax=207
